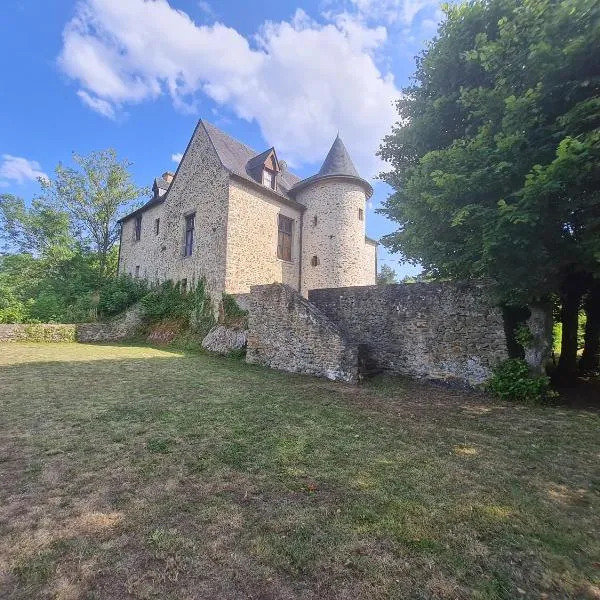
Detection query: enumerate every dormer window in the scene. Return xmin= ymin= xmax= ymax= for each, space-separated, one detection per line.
xmin=262 ymin=168 xmax=276 ymax=190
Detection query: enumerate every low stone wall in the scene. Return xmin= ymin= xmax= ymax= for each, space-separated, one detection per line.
xmin=77 ymin=305 xmax=143 ymax=342
xmin=0 ymin=306 xmax=143 ymax=344
xmin=245 ymin=284 xmax=358 ymax=383
xmin=309 ymin=282 xmax=513 ymax=386
xmin=0 ymin=324 xmax=77 ymax=343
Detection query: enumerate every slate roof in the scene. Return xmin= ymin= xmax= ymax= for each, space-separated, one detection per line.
xmin=319 ymin=135 xmax=360 ymax=178
xmin=202 ymin=121 xmax=301 ymax=201
xmin=120 ymin=121 xmax=372 ymax=224
xmin=154 ymin=176 xmax=170 ymax=191
xmin=290 ymin=134 xmax=373 ymax=198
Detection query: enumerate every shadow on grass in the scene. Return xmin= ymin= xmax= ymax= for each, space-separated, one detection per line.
xmin=0 ymin=345 xmax=599 ymax=600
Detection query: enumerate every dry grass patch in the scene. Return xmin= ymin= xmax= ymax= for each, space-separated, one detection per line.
xmin=0 ymin=342 xmax=598 ymax=599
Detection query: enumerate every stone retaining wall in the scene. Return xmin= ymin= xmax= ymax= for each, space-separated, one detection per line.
xmin=309 ymin=282 xmax=550 ymax=386
xmin=0 ymin=324 xmax=77 ymax=343
xmin=0 ymin=306 xmax=143 ymax=344
xmin=245 ymin=284 xmax=358 ymax=383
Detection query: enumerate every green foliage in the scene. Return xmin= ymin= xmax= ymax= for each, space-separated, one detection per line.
xmin=41 ymin=149 xmax=148 ymax=278
xmin=378 ymin=0 xmax=600 ymax=305
xmin=551 ymin=310 xmax=587 ymax=357
xmin=141 ymin=278 xmax=215 ymax=337
xmin=221 ymin=293 xmax=248 ymax=319
xmin=22 ymin=324 xmax=77 ymax=343
xmin=141 ymin=281 xmax=192 ymax=323
xmin=376 ymin=264 xmax=398 ymax=285
xmin=97 ymin=275 xmax=148 ymax=319
xmin=487 ymin=359 xmax=556 ymax=405
xmin=193 ymin=277 xmax=217 ymax=335
xmin=514 ymin=324 xmax=534 ymax=349
xmin=0 ymin=194 xmax=72 ymax=257
xmin=220 ymin=292 xmax=248 ymax=329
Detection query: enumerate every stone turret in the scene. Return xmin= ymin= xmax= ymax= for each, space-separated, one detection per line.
xmin=291 ymin=135 xmax=373 ymax=295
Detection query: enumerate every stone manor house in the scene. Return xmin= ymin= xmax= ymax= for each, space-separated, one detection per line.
xmin=118 ymin=120 xmax=377 ymax=297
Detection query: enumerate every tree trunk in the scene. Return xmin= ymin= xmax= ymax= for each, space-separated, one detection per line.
xmin=557 ymin=276 xmax=585 ymax=379
xmin=580 ymin=282 xmax=600 ymax=372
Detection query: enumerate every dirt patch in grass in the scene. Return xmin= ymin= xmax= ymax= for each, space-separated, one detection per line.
xmin=0 ymin=343 xmax=598 ymax=599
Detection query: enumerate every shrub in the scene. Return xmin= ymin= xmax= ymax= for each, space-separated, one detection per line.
xmin=487 ymin=359 xmax=557 ymax=405
xmin=97 ymin=275 xmax=148 ymax=319
xmin=220 ymin=293 xmax=248 ymax=329
xmin=191 ymin=278 xmax=216 ymax=336
xmin=141 ymin=280 xmax=192 ymax=323
xmin=140 ymin=278 xmax=215 ymax=338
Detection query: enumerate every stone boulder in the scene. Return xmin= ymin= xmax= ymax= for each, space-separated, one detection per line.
xmin=202 ymin=325 xmax=247 ymax=355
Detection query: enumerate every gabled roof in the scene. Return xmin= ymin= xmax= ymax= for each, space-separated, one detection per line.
xmin=201 ymin=120 xmax=301 ymax=201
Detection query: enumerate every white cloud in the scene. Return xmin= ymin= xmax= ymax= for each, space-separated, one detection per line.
xmin=0 ymin=155 xmax=49 ymax=186
xmin=77 ymin=89 xmax=116 ymax=119
xmin=345 ymin=0 xmax=436 ymax=25
xmin=171 ymin=153 xmax=183 ymax=163
xmin=58 ymin=0 xmax=401 ymax=177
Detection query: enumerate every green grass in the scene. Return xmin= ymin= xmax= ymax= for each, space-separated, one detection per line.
xmin=0 ymin=343 xmax=598 ymax=599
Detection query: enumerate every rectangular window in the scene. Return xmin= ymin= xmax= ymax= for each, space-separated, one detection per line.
xmin=154 ymin=218 xmax=160 ymax=235
xmin=184 ymin=213 xmax=195 ymax=257
xmin=134 ymin=215 xmax=142 ymax=241
xmin=358 ymin=208 xmax=364 ymax=221
xmin=263 ymin=169 xmax=275 ymax=190
xmin=277 ymin=215 xmax=293 ymax=261
xmin=135 ymin=265 xmax=140 ymax=277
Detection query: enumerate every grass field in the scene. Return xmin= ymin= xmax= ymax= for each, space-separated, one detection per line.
xmin=0 ymin=343 xmax=598 ymax=599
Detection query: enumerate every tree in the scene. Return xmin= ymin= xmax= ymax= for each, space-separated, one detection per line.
xmin=0 ymin=194 xmax=72 ymax=259
xmin=378 ymin=0 xmax=600 ymax=377
xmin=42 ymin=149 xmax=147 ymax=279
xmin=377 ymin=264 xmax=398 ymax=285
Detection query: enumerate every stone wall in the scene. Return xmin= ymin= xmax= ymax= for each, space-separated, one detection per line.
xmin=245 ymin=284 xmax=358 ymax=383
xmin=309 ymin=282 xmax=513 ymax=386
xmin=0 ymin=324 xmax=77 ymax=343
xmin=225 ymin=178 xmax=302 ymax=293
xmin=0 ymin=306 xmax=143 ymax=344
xmin=77 ymin=305 xmax=143 ymax=342
xmin=295 ymin=179 xmax=374 ymax=295
xmin=119 ymin=121 xmax=230 ymax=304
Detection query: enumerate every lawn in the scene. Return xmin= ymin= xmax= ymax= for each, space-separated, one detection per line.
xmin=0 ymin=343 xmax=598 ymax=600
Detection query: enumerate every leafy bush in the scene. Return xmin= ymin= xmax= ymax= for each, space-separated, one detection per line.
xmin=191 ymin=278 xmax=216 ymax=336
xmin=97 ymin=275 xmax=148 ymax=319
xmin=23 ymin=324 xmax=77 ymax=342
xmin=487 ymin=359 xmax=557 ymax=405
xmin=141 ymin=278 xmax=215 ymax=337
xmin=220 ymin=293 xmax=248 ymax=329
xmin=141 ymin=280 xmax=192 ymax=323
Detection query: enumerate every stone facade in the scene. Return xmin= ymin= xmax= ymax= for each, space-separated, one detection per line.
xmin=119 ymin=121 xmax=230 ymax=305
xmin=225 ymin=178 xmax=302 ymax=293
xmin=296 ymin=179 xmax=372 ymax=295
xmin=309 ymin=282 xmax=544 ymax=386
xmin=245 ymin=284 xmax=358 ymax=383
xmin=118 ymin=119 xmax=377 ymax=300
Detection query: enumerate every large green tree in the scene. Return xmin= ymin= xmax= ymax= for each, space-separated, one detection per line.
xmin=378 ymin=0 xmax=600 ymax=376
xmin=41 ymin=149 xmax=147 ymax=278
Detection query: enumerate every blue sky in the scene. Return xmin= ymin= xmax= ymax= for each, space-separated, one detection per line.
xmin=1 ymin=0 xmax=444 ymax=277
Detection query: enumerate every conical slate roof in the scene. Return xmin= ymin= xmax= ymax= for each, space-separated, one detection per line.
xmin=290 ymin=134 xmax=373 ymax=198
xmin=318 ymin=134 xmax=360 ymax=178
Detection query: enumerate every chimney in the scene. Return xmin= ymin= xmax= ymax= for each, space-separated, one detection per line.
xmin=162 ymin=171 xmax=175 ymax=184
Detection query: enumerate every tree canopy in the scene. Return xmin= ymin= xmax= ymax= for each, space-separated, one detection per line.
xmin=0 ymin=149 xmax=148 ymax=324
xmin=378 ymin=0 xmax=600 ymax=304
